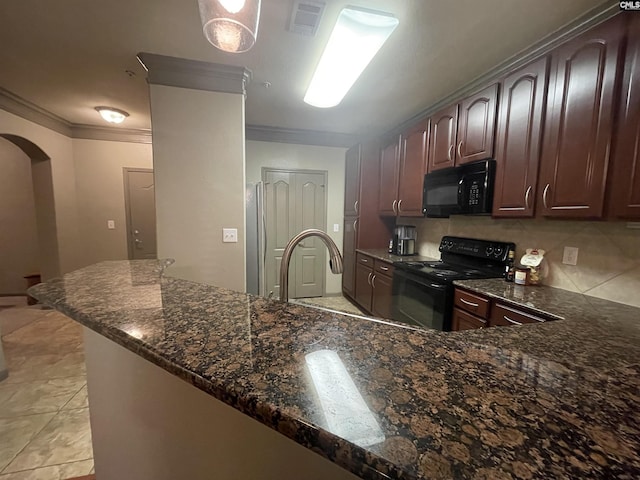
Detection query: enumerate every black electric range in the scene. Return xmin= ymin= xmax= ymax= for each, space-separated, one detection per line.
xmin=391 ymin=236 xmax=515 ymax=330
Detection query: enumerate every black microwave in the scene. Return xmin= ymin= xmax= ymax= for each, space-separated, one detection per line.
xmin=422 ymin=159 xmax=496 ymax=218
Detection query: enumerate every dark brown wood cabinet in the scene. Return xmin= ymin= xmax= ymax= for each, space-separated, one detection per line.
xmin=378 ymin=138 xmax=401 ymax=215
xmin=493 ymin=57 xmax=549 ymax=217
xmin=344 ymin=145 xmax=361 ymax=217
xmin=538 ymin=15 xmax=625 ymax=218
xmin=427 ymin=85 xmax=498 ymax=172
xmin=342 ymin=141 xmax=393 ymax=299
xmin=452 ymin=287 xmax=553 ymax=331
xmin=610 ymin=15 xmax=640 ymax=219
xmin=456 ymin=84 xmax=499 ymax=165
xmin=354 ymin=254 xmax=374 ymax=312
xmin=427 ymin=105 xmax=458 ymax=172
xmin=371 ymin=261 xmax=395 ymax=319
xmin=397 ymin=121 xmax=429 ymax=216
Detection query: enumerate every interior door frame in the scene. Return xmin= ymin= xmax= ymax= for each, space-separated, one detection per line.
xmin=123 ymin=167 xmax=154 ymax=260
xmin=261 ymin=167 xmax=329 ymax=298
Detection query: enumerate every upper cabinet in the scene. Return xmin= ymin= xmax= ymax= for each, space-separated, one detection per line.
xmin=493 ymin=57 xmax=550 ymax=217
xmin=456 ymin=84 xmax=499 ymax=165
xmin=609 ymin=15 xmax=640 ymax=219
xmin=398 ymin=121 xmax=429 ymax=216
xmin=379 ymin=121 xmax=428 ymax=217
xmin=427 ymin=105 xmax=458 ymax=171
xmin=378 ymin=138 xmax=401 ymax=216
xmin=427 ymin=84 xmax=498 ymax=172
xmin=344 ymin=144 xmax=361 ymax=217
xmin=538 ymin=15 xmax=625 ymax=218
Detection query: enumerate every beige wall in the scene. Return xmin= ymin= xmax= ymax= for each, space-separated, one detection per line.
xmin=246 ymin=141 xmax=346 ymax=295
xmin=150 ymin=85 xmax=246 ymax=291
xmin=407 ymin=216 xmax=640 ymax=308
xmin=0 ymin=139 xmax=39 ymax=293
xmin=0 ymin=110 xmax=79 ymax=279
xmin=72 ymin=139 xmax=153 ymax=267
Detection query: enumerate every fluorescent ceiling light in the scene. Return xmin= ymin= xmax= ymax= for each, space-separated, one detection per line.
xmin=95 ymin=106 xmax=129 ymax=124
xmin=304 ymin=6 xmax=399 ymax=108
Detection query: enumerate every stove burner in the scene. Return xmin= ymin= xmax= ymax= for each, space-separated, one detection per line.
xmin=433 ymin=270 xmax=459 ymax=277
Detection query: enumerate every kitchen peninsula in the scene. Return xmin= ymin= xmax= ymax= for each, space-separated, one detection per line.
xmin=30 ymin=260 xmax=640 ymax=479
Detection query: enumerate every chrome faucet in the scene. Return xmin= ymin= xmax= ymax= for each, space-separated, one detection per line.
xmin=279 ymin=229 xmax=344 ymax=302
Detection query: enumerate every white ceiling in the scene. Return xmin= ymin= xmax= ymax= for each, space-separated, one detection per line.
xmin=0 ymin=0 xmax=610 ymax=138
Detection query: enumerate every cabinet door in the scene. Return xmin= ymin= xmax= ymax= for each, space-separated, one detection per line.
xmin=452 ymin=308 xmax=487 ymax=331
xmin=538 ymin=15 xmax=624 ymax=218
xmin=354 ymin=262 xmax=373 ymax=313
xmin=610 ymin=15 xmax=640 ymax=219
xmin=371 ymin=273 xmax=394 ymax=319
xmin=456 ymin=84 xmax=499 ymax=165
xmin=341 ymin=216 xmax=358 ymax=298
xmin=344 ymin=144 xmax=361 ymax=216
xmin=493 ymin=57 xmax=549 ymax=217
xmin=427 ymin=105 xmax=458 ymax=172
xmin=378 ymin=138 xmax=400 ymax=215
xmin=398 ymin=121 xmax=428 ymax=216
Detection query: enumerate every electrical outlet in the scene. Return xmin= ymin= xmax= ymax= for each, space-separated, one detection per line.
xmin=107 ymin=220 xmax=115 ymax=230
xmin=333 ymin=223 xmax=340 ymax=232
xmin=222 ymin=228 xmax=238 ymax=243
xmin=562 ymin=246 xmax=579 ymax=266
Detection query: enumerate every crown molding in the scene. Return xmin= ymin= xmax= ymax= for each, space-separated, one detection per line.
xmin=0 ymin=88 xmax=152 ymax=144
xmin=246 ymin=125 xmax=357 ymax=148
xmin=390 ymin=2 xmax=622 ymax=139
xmin=0 ymin=87 xmax=73 ymax=137
xmin=137 ymin=52 xmax=252 ymax=95
xmin=71 ymin=124 xmax=152 ymax=144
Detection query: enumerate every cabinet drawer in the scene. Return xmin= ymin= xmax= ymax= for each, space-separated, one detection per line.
xmin=453 ymin=289 xmax=490 ymax=318
xmin=490 ymin=303 xmax=547 ymax=327
xmin=374 ymin=260 xmax=394 ymax=277
xmin=356 ymin=253 xmax=374 ymax=266
xmin=452 ymin=308 xmax=487 ymax=331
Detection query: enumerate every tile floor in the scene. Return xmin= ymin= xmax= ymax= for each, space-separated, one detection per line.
xmin=0 ymin=297 xmax=94 ymax=480
xmin=296 ymin=294 xmax=365 ymax=316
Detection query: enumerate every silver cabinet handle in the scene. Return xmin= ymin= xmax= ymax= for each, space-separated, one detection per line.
xmin=448 ymin=145 xmax=454 ymax=162
xmin=367 ymin=272 xmax=372 ymax=285
xmin=542 ymin=184 xmax=550 ymax=209
xmin=354 ymin=200 xmax=359 ymax=214
xmin=459 ymin=297 xmax=479 ymax=308
xmin=360 ymin=257 xmax=369 ymax=263
xmin=392 ymin=199 xmax=398 ymax=215
xmin=371 ymin=275 xmax=376 ymax=288
xmin=379 ymin=265 xmax=389 ymax=271
xmin=524 ymin=186 xmax=532 ymax=210
xmin=457 ymin=141 xmax=463 ymax=159
xmin=353 ymin=219 xmax=358 ymax=232
xmin=503 ymin=315 xmax=522 ymax=326
xmin=398 ymin=199 xmax=403 ymax=214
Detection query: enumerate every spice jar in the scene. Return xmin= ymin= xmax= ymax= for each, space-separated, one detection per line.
xmin=514 ymin=266 xmax=529 ymax=285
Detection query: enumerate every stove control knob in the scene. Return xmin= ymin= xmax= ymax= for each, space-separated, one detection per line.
xmin=486 ymin=246 xmax=493 ymax=256
xmin=494 ymin=247 xmax=503 ymax=257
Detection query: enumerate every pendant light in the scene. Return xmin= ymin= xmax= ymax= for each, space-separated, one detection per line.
xmin=197 ymin=0 xmax=262 ymax=53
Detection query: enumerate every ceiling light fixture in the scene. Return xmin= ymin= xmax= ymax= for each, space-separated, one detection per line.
xmin=95 ymin=107 xmax=129 ymax=124
xmin=304 ymin=6 xmax=399 ymax=108
xmin=197 ymin=0 xmax=262 ymax=53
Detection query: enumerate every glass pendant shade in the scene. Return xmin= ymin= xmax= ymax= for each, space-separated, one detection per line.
xmin=95 ymin=106 xmax=129 ymax=124
xmin=197 ymin=0 xmax=261 ymax=53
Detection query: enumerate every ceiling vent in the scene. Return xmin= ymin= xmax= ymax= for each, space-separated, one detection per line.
xmin=288 ymin=0 xmax=325 ymax=36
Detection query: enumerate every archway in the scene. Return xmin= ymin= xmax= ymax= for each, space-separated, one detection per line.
xmin=0 ymin=134 xmax=60 ymax=294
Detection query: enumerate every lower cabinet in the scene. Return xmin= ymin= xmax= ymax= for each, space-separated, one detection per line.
xmin=452 ymin=287 xmax=553 ymax=330
xmin=353 ymin=253 xmax=395 ymax=319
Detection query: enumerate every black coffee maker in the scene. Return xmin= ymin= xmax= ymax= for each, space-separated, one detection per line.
xmin=390 ymin=225 xmax=416 ymax=256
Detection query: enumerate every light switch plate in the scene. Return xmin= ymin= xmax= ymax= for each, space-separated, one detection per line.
xmin=562 ymin=246 xmax=579 ymax=265
xmin=333 ymin=223 xmax=340 ymax=232
xmin=107 ymin=220 xmax=115 ymax=230
xmin=222 ymin=228 xmax=238 ymax=243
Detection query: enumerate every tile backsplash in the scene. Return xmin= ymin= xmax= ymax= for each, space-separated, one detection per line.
xmin=405 ymin=216 xmax=640 ymax=308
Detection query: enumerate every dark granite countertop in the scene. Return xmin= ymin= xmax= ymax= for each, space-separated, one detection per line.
xmin=30 ymin=261 xmax=640 ymax=480
xmin=356 ymin=249 xmax=437 ymax=264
